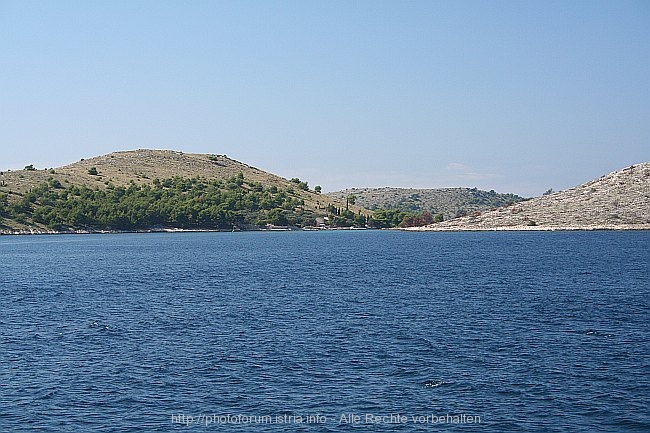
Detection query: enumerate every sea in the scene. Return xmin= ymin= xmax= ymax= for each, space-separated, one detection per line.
xmin=1 ymin=230 xmax=648 ymax=432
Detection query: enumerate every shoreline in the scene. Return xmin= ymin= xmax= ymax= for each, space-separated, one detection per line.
xmin=0 ymin=226 xmax=375 ymax=235
xmin=401 ymin=223 xmax=650 ymax=232
xmin=0 ymin=228 xmax=234 ymax=236
xmin=2 ymin=224 xmax=650 ymax=235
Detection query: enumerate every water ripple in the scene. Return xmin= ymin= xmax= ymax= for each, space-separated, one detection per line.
xmin=1 ymin=231 xmax=648 ymax=432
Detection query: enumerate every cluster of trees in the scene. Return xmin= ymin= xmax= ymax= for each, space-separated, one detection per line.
xmin=369 ymin=209 xmax=443 ymax=228
xmin=1 ymin=174 xmax=319 ymax=231
xmin=399 ymin=211 xmax=444 ymax=227
xmin=324 ymin=204 xmax=368 ymax=227
xmin=466 ymin=188 xmax=523 ymax=206
xmin=288 ymin=177 xmax=322 ymax=194
xmin=289 ymin=177 xmax=310 ymax=191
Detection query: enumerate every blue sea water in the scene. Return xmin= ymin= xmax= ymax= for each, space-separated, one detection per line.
xmin=1 ymin=230 xmax=649 ymax=432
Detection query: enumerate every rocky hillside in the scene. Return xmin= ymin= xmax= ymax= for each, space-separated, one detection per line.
xmin=328 ymin=187 xmax=525 ymax=220
xmin=406 ymin=162 xmax=650 ymax=231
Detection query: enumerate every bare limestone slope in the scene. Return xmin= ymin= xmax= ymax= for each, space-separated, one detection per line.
xmin=406 ymin=162 xmax=650 ymax=231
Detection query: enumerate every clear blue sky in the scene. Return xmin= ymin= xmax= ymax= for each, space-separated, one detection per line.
xmin=1 ymin=1 xmax=648 ymax=196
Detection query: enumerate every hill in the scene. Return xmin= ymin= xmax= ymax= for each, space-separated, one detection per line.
xmin=0 ymin=149 xmax=366 ymax=233
xmin=405 ymin=162 xmax=650 ymax=231
xmin=327 ymin=187 xmax=526 ymax=220
xmin=3 ymin=149 xmax=310 ymax=195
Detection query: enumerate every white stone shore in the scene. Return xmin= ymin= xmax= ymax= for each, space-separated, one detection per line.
xmin=403 ymin=224 xmax=650 ymax=232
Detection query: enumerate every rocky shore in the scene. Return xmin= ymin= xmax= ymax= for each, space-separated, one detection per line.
xmin=405 ymin=223 xmax=650 ymax=232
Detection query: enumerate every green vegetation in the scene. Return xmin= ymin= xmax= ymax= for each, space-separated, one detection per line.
xmin=88 ymin=167 xmax=99 ymax=175
xmin=368 ymin=209 xmax=441 ymax=228
xmin=345 ymin=194 xmax=356 ymax=211
xmin=0 ymin=192 xmax=7 ymax=224
xmin=290 ymin=177 xmax=309 ymax=191
xmin=368 ymin=209 xmax=406 ymax=228
xmin=24 ymin=164 xmax=36 ymax=171
xmin=324 ymin=203 xmax=368 ymax=228
xmin=2 ymin=173 xmax=319 ymax=231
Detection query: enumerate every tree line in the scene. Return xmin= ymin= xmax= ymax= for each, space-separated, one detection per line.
xmin=0 ymin=174 xmax=318 ymax=230
xmin=0 ymin=174 xmax=443 ymax=231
